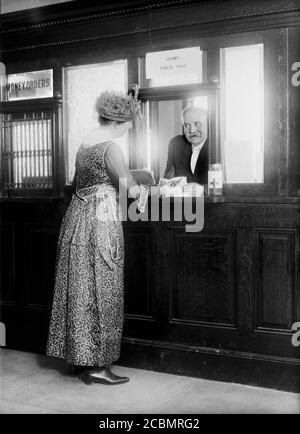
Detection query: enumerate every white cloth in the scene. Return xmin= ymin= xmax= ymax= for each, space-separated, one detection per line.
xmin=190 ymin=143 xmax=203 ymax=174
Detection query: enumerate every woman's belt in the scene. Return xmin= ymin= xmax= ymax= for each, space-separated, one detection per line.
xmin=75 ymin=184 xmax=116 ymax=203
xmin=75 ymin=184 xmax=121 ymax=262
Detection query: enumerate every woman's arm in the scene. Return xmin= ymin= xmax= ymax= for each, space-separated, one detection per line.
xmin=104 ymin=142 xmax=141 ymax=198
xmin=105 ymin=142 xmax=161 ymax=207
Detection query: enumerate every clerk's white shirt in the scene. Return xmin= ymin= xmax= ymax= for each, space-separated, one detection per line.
xmin=190 ymin=141 xmax=205 ymax=174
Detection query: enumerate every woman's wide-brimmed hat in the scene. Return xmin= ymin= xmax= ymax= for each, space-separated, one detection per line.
xmin=95 ymin=90 xmax=140 ymax=122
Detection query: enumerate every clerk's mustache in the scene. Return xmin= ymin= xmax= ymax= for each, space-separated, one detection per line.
xmin=188 ymin=132 xmax=203 ymax=138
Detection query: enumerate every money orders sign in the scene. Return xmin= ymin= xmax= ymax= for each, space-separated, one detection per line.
xmin=6 ymin=69 xmax=53 ymax=101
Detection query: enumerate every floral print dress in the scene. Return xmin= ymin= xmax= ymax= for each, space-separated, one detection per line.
xmin=46 ymin=140 xmax=125 ymax=367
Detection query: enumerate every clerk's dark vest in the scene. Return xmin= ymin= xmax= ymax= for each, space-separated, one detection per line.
xmin=165 ymin=135 xmax=209 ymax=184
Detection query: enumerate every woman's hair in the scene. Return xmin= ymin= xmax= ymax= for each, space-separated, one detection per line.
xmin=95 ymin=90 xmax=140 ymax=123
xmin=98 ymin=115 xmax=124 ymax=126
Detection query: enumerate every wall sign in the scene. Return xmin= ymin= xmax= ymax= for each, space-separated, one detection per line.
xmin=6 ymin=69 xmax=53 ymax=101
xmin=146 ymin=47 xmax=202 ymax=84
xmin=292 ymin=62 xmax=300 ymax=87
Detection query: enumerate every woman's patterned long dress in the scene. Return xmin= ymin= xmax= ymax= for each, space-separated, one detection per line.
xmin=46 ymin=141 xmax=124 ymax=367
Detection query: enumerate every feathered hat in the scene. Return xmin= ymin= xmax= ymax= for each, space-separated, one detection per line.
xmin=95 ymin=89 xmax=140 ymax=122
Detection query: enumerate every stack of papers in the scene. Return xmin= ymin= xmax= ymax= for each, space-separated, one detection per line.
xmin=159 ymin=177 xmax=203 ymax=197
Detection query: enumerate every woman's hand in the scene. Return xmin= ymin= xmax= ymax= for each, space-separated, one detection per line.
xmin=149 ymin=185 xmax=161 ymax=198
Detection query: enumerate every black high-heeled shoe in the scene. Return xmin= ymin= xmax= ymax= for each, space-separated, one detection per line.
xmin=80 ymin=366 xmax=129 ymax=385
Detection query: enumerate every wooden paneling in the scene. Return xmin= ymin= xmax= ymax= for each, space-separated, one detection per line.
xmin=0 ymin=223 xmax=15 ymax=304
xmin=1 ymin=200 xmax=300 ymax=390
xmin=169 ymin=228 xmax=236 ymax=327
xmin=288 ymin=26 xmax=300 ymax=196
xmin=24 ymin=223 xmax=59 ymax=309
xmin=120 ymin=337 xmax=300 ymax=392
xmin=255 ymin=230 xmax=296 ymax=332
xmin=124 ymin=225 xmax=156 ymax=320
xmin=2 ymin=0 xmax=300 ymax=60
xmin=0 ymin=222 xmax=17 ymax=348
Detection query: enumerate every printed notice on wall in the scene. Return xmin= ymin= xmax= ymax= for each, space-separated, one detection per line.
xmin=146 ymin=47 xmax=202 ymax=87
xmin=6 ymin=69 xmax=53 ymax=101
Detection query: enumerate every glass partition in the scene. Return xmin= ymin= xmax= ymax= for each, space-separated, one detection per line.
xmin=63 ymin=60 xmax=128 ymax=184
xmin=140 ymin=96 xmax=208 ymax=182
xmin=221 ymin=44 xmax=264 ymax=183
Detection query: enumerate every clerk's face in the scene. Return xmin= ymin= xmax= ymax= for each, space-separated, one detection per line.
xmin=183 ymin=108 xmax=208 ymax=145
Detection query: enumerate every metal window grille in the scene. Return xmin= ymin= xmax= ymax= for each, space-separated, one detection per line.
xmin=1 ymin=111 xmax=53 ymax=189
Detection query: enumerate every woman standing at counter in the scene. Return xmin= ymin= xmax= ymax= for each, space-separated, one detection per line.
xmin=46 ymin=90 xmax=154 ymax=385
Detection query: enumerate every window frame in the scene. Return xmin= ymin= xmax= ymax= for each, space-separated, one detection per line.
xmin=62 ymin=59 xmax=129 ymax=185
xmin=136 ymin=83 xmax=219 ymax=183
xmin=220 ymin=43 xmax=264 ymax=186
xmin=135 ymin=29 xmax=286 ymax=198
xmin=215 ymin=30 xmax=285 ymax=197
xmin=0 ymin=97 xmax=64 ymax=198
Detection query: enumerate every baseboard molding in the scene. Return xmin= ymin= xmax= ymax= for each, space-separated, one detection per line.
xmin=120 ymin=337 xmax=300 ymax=393
xmin=4 ymin=336 xmax=300 ymax=392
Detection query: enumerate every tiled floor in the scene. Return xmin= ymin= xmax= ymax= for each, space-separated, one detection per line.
xmin=0 ymin=348 xmax=299 ymax=414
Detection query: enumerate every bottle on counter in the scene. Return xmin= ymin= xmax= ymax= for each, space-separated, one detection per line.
xmin=208 ymin=163 xmax=223 ymax=196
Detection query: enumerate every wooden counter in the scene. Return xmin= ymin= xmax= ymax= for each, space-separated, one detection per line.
xmin=1 ymin=197 xmax=299 ymax=391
